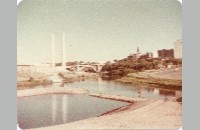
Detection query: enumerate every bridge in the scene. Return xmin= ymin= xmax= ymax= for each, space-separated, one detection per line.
xmin=49 ymin=33 xmax=105 ymax=73
xmin=65 ymin=63 xmax=105 ymax=72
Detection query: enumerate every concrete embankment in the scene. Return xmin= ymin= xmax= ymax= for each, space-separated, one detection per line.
xmin=89 ymin=93 xmax=148 ymax=103
xmin=27 ymin=100 xmax=181 ymax=130
xmin=116 ymin=68 xmax=182 ymax=90
xmin=17 ymin=87 xmax=88 ymax=98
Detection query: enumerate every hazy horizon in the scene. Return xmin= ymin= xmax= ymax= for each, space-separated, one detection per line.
xmin=17 ymin=0 xmax=182 ymax=64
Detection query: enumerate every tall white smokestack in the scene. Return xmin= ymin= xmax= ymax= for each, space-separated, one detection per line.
xmin=51 ymin=33 xmax=55 ymax=67
xmin=62 ymin=33 xmax=66 ymax=67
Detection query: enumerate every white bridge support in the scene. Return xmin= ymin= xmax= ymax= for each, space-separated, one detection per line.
xmin=62 ymin=33 xmax=66 ymax=68
xmin=51 ymin=33 xmax=55 ymax=67
xmin=49 ymin=32 xmax=104 ymax=73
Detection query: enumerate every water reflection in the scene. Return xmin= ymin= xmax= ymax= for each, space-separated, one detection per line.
xmin=159 ymin=89 xmax=176 ymax=97
xmin=97 ymin=77 xmax=103 ymax=92
xmin=51 ymin=94 xmax=69 ymax=124
xmin=18 ymin=94 xmax=128 ymax=129
xmin=62 ymin=95 xmax=67 ymax=122
xmin=137 ymin=84 xmax=143 ymax=98
xmin=153 ymin=88 xmax=159 ymax=94
xmin=20 ymin=79 xmax=182 ymax=100
xmin=145 ymin=87 xmax=155 ymax=92
xmin=63 ymin=79 xmax=181 ymax=100
xmin=52 ymin=95 xmax=57 ymax=124
xmin=60 ymin=83 xmax=65 ymax=87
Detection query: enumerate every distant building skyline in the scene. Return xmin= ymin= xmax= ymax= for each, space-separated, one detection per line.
xmin=17 ymin=0 xmax=182 ymax=64
xmin=158 ymin=49 xmax=174 ymax=59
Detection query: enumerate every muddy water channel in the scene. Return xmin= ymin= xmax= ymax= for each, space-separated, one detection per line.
xmin=17 ymin=79 xmax=181 ymax=129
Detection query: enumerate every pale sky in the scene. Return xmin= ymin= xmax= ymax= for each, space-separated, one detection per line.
xmin=17 ymin=0 xmax=182 ymax=64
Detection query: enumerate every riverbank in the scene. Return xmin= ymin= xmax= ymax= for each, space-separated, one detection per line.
xmin=27 ymin=99 xmax=181 ymax=130
xmin=17 ymin=72 xmax=99 ymax=90
xmin=17 ymin=79 xmax=53 ymax=89
xmin=17 ymin=71 xmax=53 ymax=89
xmin=116 ymin=68 xmax=182 ymax=90
xmin=59 ymin=72 xmax=99 ymax=83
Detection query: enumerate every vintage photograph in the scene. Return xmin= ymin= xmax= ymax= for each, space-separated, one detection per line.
xmin=17 ymin=0 xmax=182 ymax=129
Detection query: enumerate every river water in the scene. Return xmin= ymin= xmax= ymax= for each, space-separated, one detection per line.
xmin=17 ymin=79 xmax=181 ymax=129
xmin=54 ymin=78 xmax=181 ymax=100
xmin=18 ymin=94 xmax=128 ymax=129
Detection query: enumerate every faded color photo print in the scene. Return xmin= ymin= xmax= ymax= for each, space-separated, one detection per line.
xmin=17 ymin=0 xmax=182 ymax=129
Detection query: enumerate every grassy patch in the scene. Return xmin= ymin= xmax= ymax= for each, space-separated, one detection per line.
xmin=116 ymin=76 xmax=182 ymax=90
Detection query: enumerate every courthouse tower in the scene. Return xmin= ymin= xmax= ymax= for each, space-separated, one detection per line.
xmin=136 ymin=46 xmax=141 ymax=59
